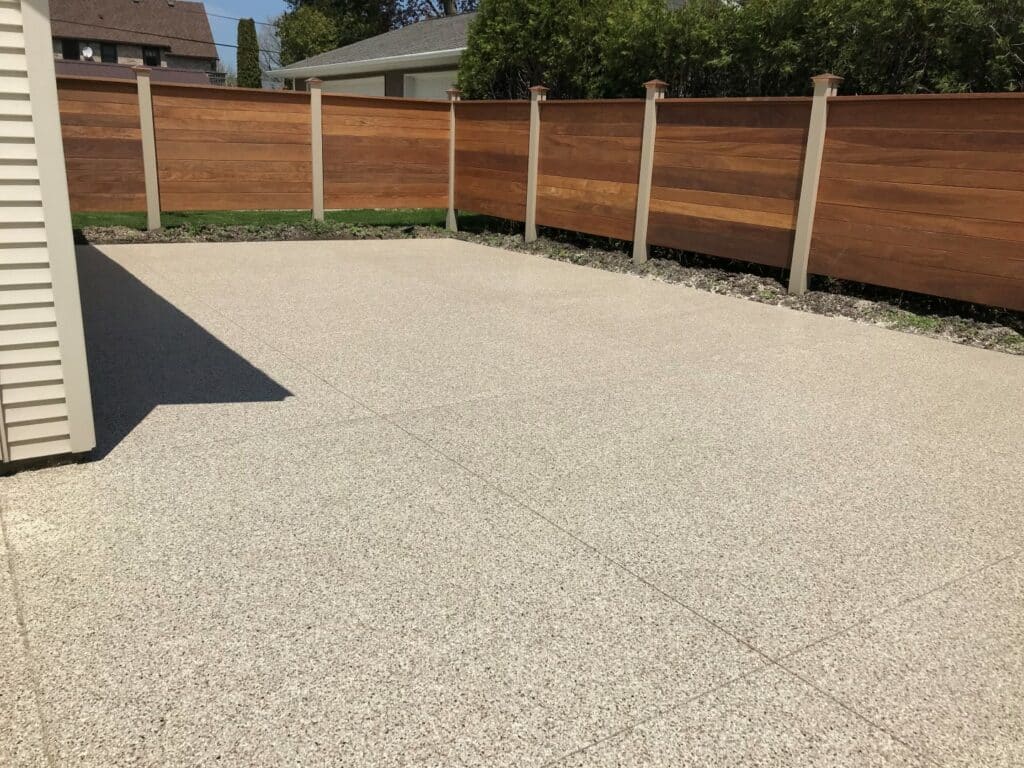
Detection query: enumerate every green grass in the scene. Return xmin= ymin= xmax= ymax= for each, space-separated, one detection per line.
xmin=881 ymin=310 xmax=943 ymax=333
xmin=72 ymin=208 xmax=452 ymax=230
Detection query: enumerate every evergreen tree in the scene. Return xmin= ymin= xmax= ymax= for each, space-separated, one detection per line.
xmin=236 ymin=18 xmax=262 ymax=88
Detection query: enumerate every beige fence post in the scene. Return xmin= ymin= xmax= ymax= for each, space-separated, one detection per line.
xmin=525 ymin=85 xmax=549 ymax=243
xmin=308 ymin=78 xmax=324 ymax=221
xmin=632 ymin=79 xmax=668 ymax=264
xmin=133 ymin=66 xmax=160 ymax=231
xmin=446 ymin=87 xmax=462 ymax=231
xmin=788 ymin=73 xmax=842 ymax=294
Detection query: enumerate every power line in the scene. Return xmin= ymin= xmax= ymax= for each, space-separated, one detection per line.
xmin=50 ymin=18 xmax=281 ymax=55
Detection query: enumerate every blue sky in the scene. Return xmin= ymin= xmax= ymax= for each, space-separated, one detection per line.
xmin=204 ymin=0 xmax=289 ymax=70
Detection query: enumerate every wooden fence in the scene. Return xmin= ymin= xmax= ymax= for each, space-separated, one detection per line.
xmin=54 ymin=74 xmax=1024 ymax=312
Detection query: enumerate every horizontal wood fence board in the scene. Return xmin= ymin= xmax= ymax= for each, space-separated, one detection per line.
xmin=158 ymin=127 xmax=311 ymax=146
xmin=456 ymin=149 xmax=527 ymax=174
xmin=152 ymin=85 xmax=311 ymax=211
xmin=821 ymin=160 xmax=1024 ymax=192
xmin=827 ymin=94 xmax=1024 ymax=131
xmin=810 ymin=231 xmax=1024 ymax=311
xmin=658 ymin=98 xmax=813 ymax=128
xmin=159 ymin=192 xmax=311 ymax=211
xmin=656 ymin=124 xmax=808 ymax=146
xmin=827 ymin=126 xmax=1024 ymax=154
xmin=814 ymin=217 xmax=1024 ymax=279
xmin=818 ymin=176 xmax=1024 ymax=224
xmin=322 ymin=93 xmax=451 ymax=110
xmin=535 ymin=101 xmax=642 ymax=239
xmin=649 ymin=100 xmax=808 ymax=267
xmin=810 ymin=96 xmax=1024 ymax=309
xmin=57 ymin=100 xmax=140 ymax=119
xmin=55 ymin=77 xmax=138 ymax=102
xmin=816 ymin=202 xmax=1024 ymax=245
xmin=656 ymin=137 xmax=807 ymax=161
xmin=453 ymin=101 xmax=529 ymax=221
xmin=455 ymin=101 xmax=531 ymax=120
xmin=323 ymin=137 xmax=447 ymax=167
xmin=653 ymin=164 xmax=802 ymax=200
xmin=157 ymin=140 xmax=311 ymax=162
xmin=650 ymin=195 xmax=795 ymax=231
xmin=150 ymin=84 xmax=311 ymax=112
xmin=151 ymin=106 xmax=311 ymax=126
xmin=648 ymin=214 xmax=794 ymax=267
xmin=536 ymin=205 xmax=635 ymax=241
xmin=323 ymin=96 xmax=448 ymax=211
xmin=60 ymin=124 xmax=141 ymax=141
xmin=57 ymin=77 xmax=146 ymax=212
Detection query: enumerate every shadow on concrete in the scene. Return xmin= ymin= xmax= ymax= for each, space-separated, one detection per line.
xmin=77 ymin=246 xmax=292 ymax=459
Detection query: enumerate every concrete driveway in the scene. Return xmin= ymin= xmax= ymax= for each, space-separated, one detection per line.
xmin=2 ymin=239 xmax=1021 ymax=767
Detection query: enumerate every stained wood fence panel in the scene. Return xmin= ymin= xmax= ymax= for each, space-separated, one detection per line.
xmin=648 ymin=98 xmax=811 ymax=267
xmin=151 ymin=85 xmax=311 ymax=211
xmin=322 ymin=95 xmax=448 ymax=210
xmin=56 ymin=77 xmax=145 ymax=212
xmin=810 ymin=95 xmax=1024 ymax=311
xmin=453 ymin=101 xmax=529 ymax=221
xmin=536 ymin=101 xmax=644 ymax=241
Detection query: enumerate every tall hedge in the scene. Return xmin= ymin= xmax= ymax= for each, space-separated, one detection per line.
xmin=237 ymin=18 xmax=262 ymax=88
xmin=459 ymin=0 xmax=1024 ymax=99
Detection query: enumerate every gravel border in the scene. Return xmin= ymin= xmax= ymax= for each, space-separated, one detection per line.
xmin=76 ymin=221 xmax=1024 ymax=356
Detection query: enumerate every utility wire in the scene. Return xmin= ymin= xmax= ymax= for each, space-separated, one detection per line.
xmin=50 ymin=18 xmax=282 ymax=55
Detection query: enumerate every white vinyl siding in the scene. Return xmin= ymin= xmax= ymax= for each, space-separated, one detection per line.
xmin=321 ymin=75 xmax=385 ymax=97
xmin=1 ymin=0 xmax=92 ymax=463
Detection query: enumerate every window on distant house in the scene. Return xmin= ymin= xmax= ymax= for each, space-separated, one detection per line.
xmin=61 ymin=39 xmax=79 ymax=60
xmin=142 ymin=46 xmax=160 ymax=67
xmin=100 ymin=43 xmax=117 ymax=63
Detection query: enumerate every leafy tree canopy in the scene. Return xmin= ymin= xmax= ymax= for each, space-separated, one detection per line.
xmin=459 ymin=0 xmax=1024 ymax=99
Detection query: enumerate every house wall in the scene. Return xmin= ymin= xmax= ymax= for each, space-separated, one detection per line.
xmin=321 ymin=75 xmax=386 ymax=97
xmin=315 ymin=64 xmax=461 ymax=99
xmin=2 ymin=0 xmax=95 ymax=463
xmin=165 ymin=54 xmax=216 ymax=72
xmin=52 ymin=39 xmax=216 ymax=72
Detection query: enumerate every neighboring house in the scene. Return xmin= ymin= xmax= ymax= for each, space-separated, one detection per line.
xmin=49 ymin=0 xmax=222 ymax=85
xmin=268 ymin=13 xmax=474 ymax=99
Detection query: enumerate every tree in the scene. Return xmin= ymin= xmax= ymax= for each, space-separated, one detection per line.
xmin=458 ymin=0 xmax=615 ymax=99
xmin=460 ymin=0 xmax=1024 ymax=99
xmin=278 ymin=6 xmax=340 ymax=66
xmin=258 ymin=16 xmax=283 ymax=74
xmin=236 ymin=18 xmax=262 ymax=88
xmin=284 ymin=1 xmax=391 ymax=46
xmin=395 ymin=0 xmax=477 ymax=24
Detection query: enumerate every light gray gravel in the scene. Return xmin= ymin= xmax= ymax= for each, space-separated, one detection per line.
xmin=1 ymin=240 xmax=1021 ymax=767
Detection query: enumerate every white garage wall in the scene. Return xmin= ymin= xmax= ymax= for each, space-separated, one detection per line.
xmin=321 ymin=75 xmax=386 ymax=97
xmin=403 ymin=70 xmax=459 ymax=100
xmin=1 ymin=0 xmax=94 ymax=463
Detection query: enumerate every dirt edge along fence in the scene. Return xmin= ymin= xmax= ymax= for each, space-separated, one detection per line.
xmin=54 ymin=73 xmax=1024 ymax=312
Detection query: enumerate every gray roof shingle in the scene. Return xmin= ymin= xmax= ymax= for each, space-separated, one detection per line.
xmin=282 ymin=12 xmax=475 ymax=70
xmin=49 ymin=0 xmax=218 ymax=61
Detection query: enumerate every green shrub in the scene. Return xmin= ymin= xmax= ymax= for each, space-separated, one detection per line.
xmin=459 ymin=0 xmax=1024 ymax=98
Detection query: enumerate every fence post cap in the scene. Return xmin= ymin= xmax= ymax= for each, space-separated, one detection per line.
xmin=811 ymin=73 xmax=843 ymax=86
xmin=446 ymin=87 xmax=463 ymax=101
xmin=643 ymin=79 xmax=669 ymax=92
xmin=132 ymin=65 xmax=151 ymax=76
xmin=306 ymin=77 xmax=323 ymax=87
xmin=528 ymin=85 xmax=550 ymax=96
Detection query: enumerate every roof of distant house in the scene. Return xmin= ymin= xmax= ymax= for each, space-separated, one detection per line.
xmin=49 ymin=0 xmax=218 ymax=61
xmin=275 ymin=12 xmax=475 ymax=76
